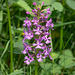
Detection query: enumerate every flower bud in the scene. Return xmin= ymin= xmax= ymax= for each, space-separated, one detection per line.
xmin=26 ymin=11 xmax=30 ymax=14
xmin=33 ymin=2 xmax=36 ymax=5
xmin=42 ymin=2 xmax=44 ymax=5
xmin=47 ymin=8 xmax=50 ymax=11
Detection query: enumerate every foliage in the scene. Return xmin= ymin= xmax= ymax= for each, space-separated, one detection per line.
xmin=0 ymin=0 xmax=75 ymax=75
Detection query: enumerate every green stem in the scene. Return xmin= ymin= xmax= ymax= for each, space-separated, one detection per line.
xmin=35 ymin=57 xmax=38 ymax=75
xmin=60 ymin=26 xmax=63 ymax=53
xmin=27 ymin=65 xmax=28 ymax=75
xmin=50 ymin=30 xmax=55 ymax=75
xmin=30 ymin=65 xmax=31 ymax=75
xmin=5 ymin=0 xmax=13 ymax=73
xmin=17 ymin=11 xmax=21 ymax=28
xmin=60 ymin=0 xmax=65 ymax=53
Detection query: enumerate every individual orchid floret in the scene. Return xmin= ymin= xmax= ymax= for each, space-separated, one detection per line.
xmin=33 ymin=27 xmax=42 ymax=35
xmin=36 ymin=51 xmax=43 ymax=62
xmin=42 ymin=35 xmax=51 ymax=44
xmin=24 ymin=56 xmax=30 ymax=65
xmin=24 ymin=31 xmax=33 ymax=40
xmin=32 ymin=19 xmax=39 ymax=25
xmin=46 ymin=18 xmax=52 ymax=27
xmin=23 ymin=17 xmax=31 ymax=27
xmin=33 ymin=40 xmax=43 ymax=49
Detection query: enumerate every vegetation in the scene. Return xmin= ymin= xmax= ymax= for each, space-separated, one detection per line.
xmin=0 ymin=0 xmax=75 ymax=75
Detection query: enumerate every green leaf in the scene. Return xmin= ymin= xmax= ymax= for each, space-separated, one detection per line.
xmin=59 ymin=49 xmax=74 ymax=68
xmin=73 ymin=71 xmax=75 ymax=75
xmin=17 ymin=28 xmax=23 ymax=32
xmin=40 ymin=63 xmax=61 ymax=74
xmin=14 ymin=0 xmax=32 ymax=12
xmin=52 ymin=2 xmax=63 ymax=12
xmin=40 ymin=63 xmax=52 ymax=70
xmin=9 ymin=69 xmax=23 ymax=75
xmin=50 ymin=52 xmax=59 ymax=60
xmin=50 ymin=64 xmax=61 ymax=74
xmin=41 ymin=70 xmax=50 ymax=75
xmin=0 ymin=10 xmax=3 ymax=34
xmin=40 ymin=63 xmax=52 ymax=75
xmin=14 ymin=41 xmax=23 ymax=50
xmin=66 ymin=0 xmax=75 ymax=10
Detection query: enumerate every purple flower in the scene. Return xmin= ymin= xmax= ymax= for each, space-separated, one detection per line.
xmin=22 ymin=2 xmax=54 ymax=65
xmin=32 ymin=19 xmax=39 ymax=25
xmin=37 ymin=52 xmax=43 ymax=62
xmin=23 ymin=17 xmax=31 ymax=27
xmin=33 ymin=40 xmax=43 ymax=49
xmin=22 ymin=49 xmax=27 ymax=54
xmin=37 ymin=55 xmax=43 ymax=62
xmin=46 ymin=18 xmax=52 ymax=27
xmin=24 ymin=31 xmax=33 ymax=40
xmin=33 ymin=27 xmax=42 ymax=35
xmin=42 ymin=35 xmax=51 ymax=44
xmin=51 ymin=23 xmax=54 ymax=27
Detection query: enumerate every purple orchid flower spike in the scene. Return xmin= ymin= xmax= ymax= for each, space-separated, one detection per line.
xmin=22 ymin=2 xmax=54 ymax=65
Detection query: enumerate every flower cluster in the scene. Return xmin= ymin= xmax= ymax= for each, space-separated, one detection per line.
xmin=22 ymin=2 xmax=54 ymax=65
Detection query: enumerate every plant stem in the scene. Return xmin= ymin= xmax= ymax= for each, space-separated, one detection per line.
xmin=50 ymin=30 xmax=55 ymax=75
xmin=30 ymin=65 xmax=31 ymax=75
xmin=5 ymin=0 xmax=13 ymax=73
xmin=27 ymin=65 xmax=28 ymax=75
xmin=35 ymin=57 xmax=38 ymax=75
xmin=60 ymin=0 xmax=65 ymax=53
xmin=17 ymin=11 xmax=21 ymax=28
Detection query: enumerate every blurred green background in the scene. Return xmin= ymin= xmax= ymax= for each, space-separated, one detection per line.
xmin=0 ymin=0 xmax=75 ymax=75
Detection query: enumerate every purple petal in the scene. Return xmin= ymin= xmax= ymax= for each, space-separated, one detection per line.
xmin=22 ymin=50 xmax=26 ymax=54
xmin=24 ymin=60 xmax=30 ymax=65
xmin=33 ymin=43 xmax=37 ymax=46
xmin=35 ymin=45 xmax=41 ymax=49
xmin=45 ymin=40 xmax=51 ymax=44
xmin=38 ymin=58 xmax=43 ymax=62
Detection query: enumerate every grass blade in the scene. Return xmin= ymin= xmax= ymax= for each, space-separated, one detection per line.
xmin=1 ymin=40 xmax=10 ymax=58
xmin=54 ymin=21 xmax=75 ymax=27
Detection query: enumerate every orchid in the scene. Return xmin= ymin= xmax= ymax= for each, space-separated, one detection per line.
xmin=33 ymin=27 xmax=42 ymax=35
xmin=22 ymin=2 xmax=54 ymax=65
